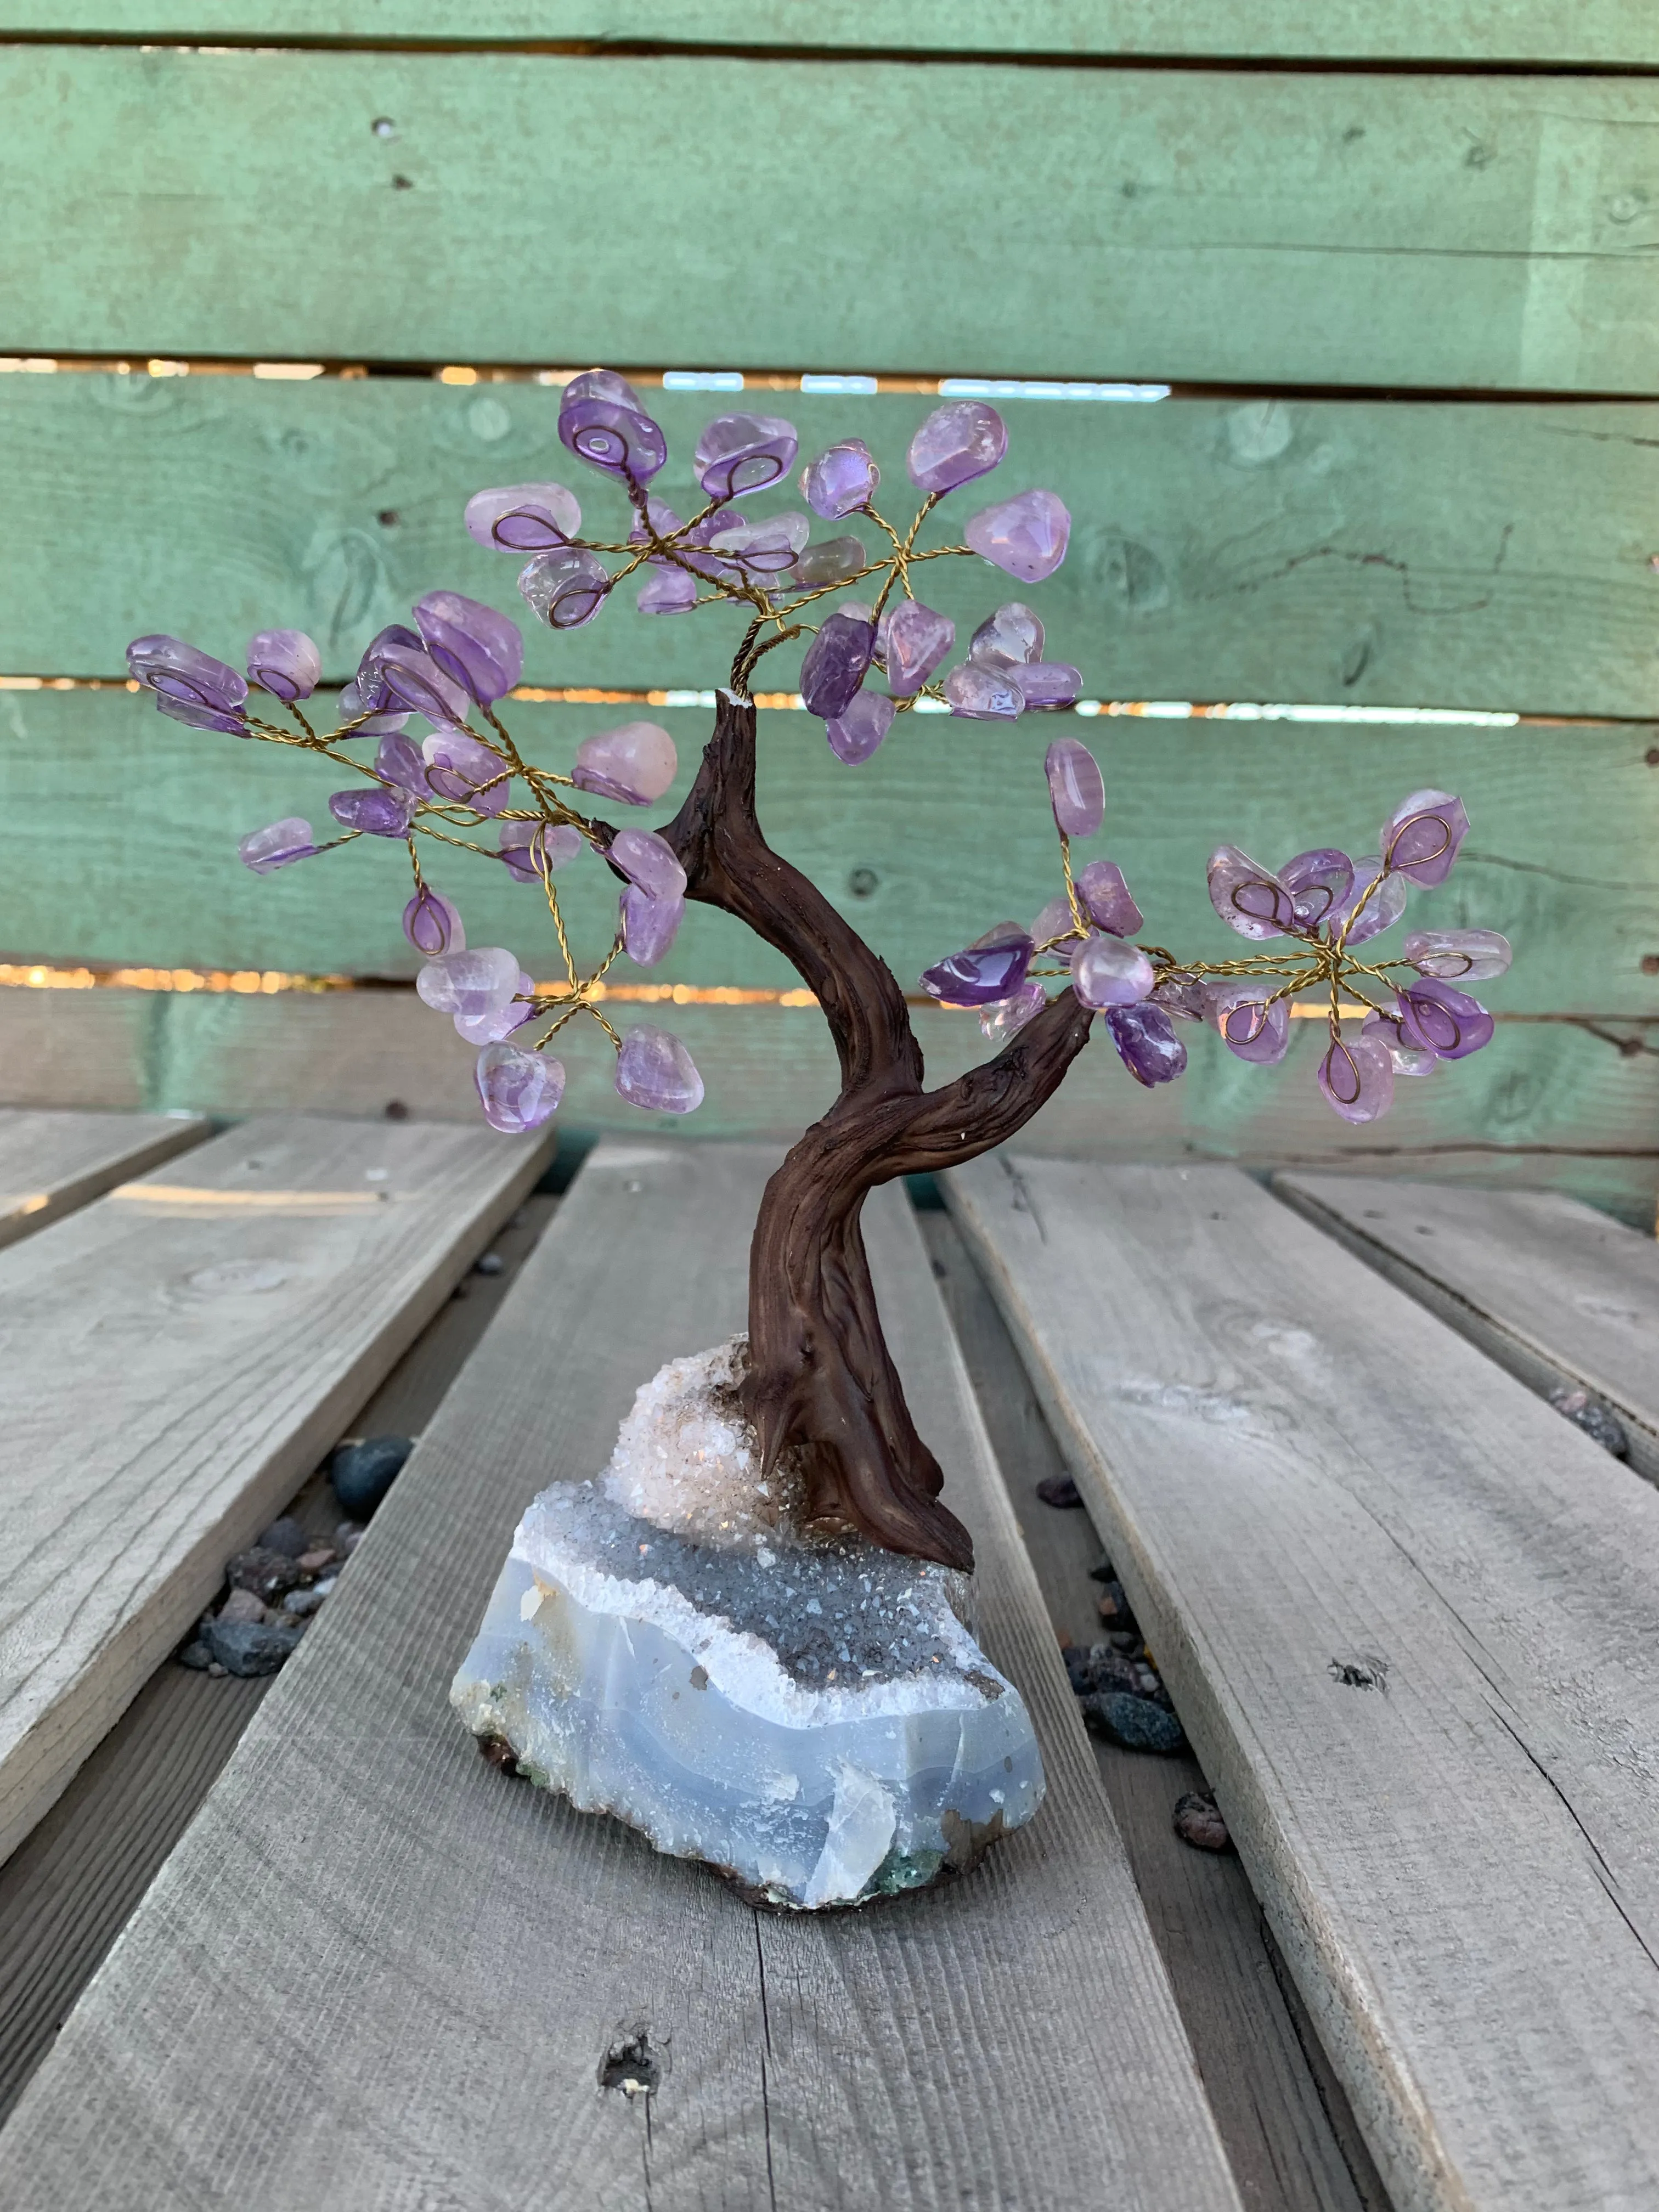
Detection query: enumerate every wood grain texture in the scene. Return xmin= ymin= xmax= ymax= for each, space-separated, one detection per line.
xmin=0 ymin=1112 xmax=551 ymax=1867
xmin=6 ymin=2 xmax=1657 ymax=64
xmin=0 ymin=1144 xmax=1241 ymax=2212
xmin=916 ymin=1205 xmax=1388 ymax=2212
xmin=6 ymin=691 xmax=1655 ymax=1014
xmin=1274 ymin=1171 xmax=1659 ymax=1481
xmin=1 ymin=986 xmax=1654 ymax=1221
xmin=3 ymin=52 xmax=1657 ymax=389
xmin=946 ymin=1156 xmax=1659 ymax=2212
xmin=8 ymin=379 xmax=1659 ymax=719
xmin=0 ymin=1107 xmax=210 ymax=1248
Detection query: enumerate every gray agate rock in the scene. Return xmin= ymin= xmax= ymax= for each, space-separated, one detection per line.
xmin=452 ymin=1339 xmax=1043 ymax=1909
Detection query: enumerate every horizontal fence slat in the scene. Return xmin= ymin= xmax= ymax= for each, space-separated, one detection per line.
xmin=3 ymin=50 xmax=1657 ymax=389
xmin=4 ymin=380 xmax=1657 ymax=718
xmin=0 ymin=988 xmax=1653 ymax=1222
xmin=5 ymin=3 xmax=1658 ymax=65
xmin=2 ymin=691 xmax=1653 ymax=1013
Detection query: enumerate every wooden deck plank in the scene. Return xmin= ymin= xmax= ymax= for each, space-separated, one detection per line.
xmin=0 ymin=1112 xmax=551 ymax=1867
xmin=0 ymin=1143 xmax=1240 ymax=2211
xmin=7 ymin=3 xmax=1657 ymax=66
xmin=946 ymin=1156 xmax=1659 ymax=2212
xmin=3 ymin=50 xmax=1657 ymax=390
xmin=0 ymin=1107 xmax=209 ymax=1249
xmin=8 ymin=380 xmax=1659 ymax=721
xmin=1274 ymin=1172 xmax=1659 ymax=1482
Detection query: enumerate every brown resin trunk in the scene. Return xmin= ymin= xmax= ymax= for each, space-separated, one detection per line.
xmin=656 ymin=689 xmax=1094 ymax=1573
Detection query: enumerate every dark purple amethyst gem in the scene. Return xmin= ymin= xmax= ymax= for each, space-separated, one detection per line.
xmin=329 ymin=786 xmax=416 ymax=837
xmin=1395 ymin=979 xmax=1494 ymax=1060
xmin=919 ymin=935 xmax=1035 ymax=1008
xmin=413 ymin=591 xmax=524 ymax=704
xmin=1104 ymin=1004 xmax=1187 ymax=1087
xmin=558 ymin=381 xmax=668 ymax=484
xmin=799 ymin=611 xmax=876 ymax=720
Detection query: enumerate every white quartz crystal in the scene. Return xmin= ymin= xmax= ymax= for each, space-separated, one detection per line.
xmin=452 ymin=1338 xmax=1044 ymax=1908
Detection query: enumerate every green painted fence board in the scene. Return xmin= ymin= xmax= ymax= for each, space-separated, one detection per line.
xmin=3 ymin=50 xmax=1657 ymax=390
xmin=0 ymin=986 xmax=1651 ymax=1223
xmin=4 ymin=690 xmax=1654 ymax=1016
xmin=7 ymin=4 xmax=1659 ymax=65
xmin=6 ymin=378 xmax=1658 ymax=718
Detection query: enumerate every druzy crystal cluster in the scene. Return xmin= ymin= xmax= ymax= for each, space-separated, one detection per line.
xmin=452 ymin=1340 xmax=1043 ymax=1908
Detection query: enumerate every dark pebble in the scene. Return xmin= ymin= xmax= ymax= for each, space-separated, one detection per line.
xmin=474 ymin=1250 xmax=506 ymax=1277
xmin=226 ymin=1547 xmax=311 ymax=1602
xmin=1063 ymin=1641 xmax=1167 ymax=1705
xmin=1094 ymin=1579 xmax=1138 ymax=1632
xmin=201 ymin=1616 xmax=304 ymax=1677
xmin=1035 ymin=1474 xmax=1082 ymax=1509
xmin=177 ymin=1640 xmax=213 ymax=1671
xmin=1087 ymin=1558 xmax=1118 ymax=1584
xmin=1173 ymin=1790 xmax=1232 ymax=1852
xmin=477 ymin=1734 xmax=524 ymax=1774
xmin=257 ymin=1515 xmax=308 ymax=1558
xmin=1081 ymin=1690 xmax=1187 ymax=1755
xmin=330 ymin=1435 xmax=415 ymax=1519
xmin=1549 ymin=1385 xmax=1629 ymax=1458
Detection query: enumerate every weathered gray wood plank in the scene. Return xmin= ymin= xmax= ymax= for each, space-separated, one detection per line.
xmin=0 ymin=1144 xmax=1241 ymax=2211
xmin=1274 ymin=1172 xmax=1659 ymax=1483
xmin=0 ymin=1107 xmax=209 ymax=1248
xmin=0 ymin=1112 xmax=551 ymax=1867
xmin=947 ymin=1156 xmax=1659 ymax=2212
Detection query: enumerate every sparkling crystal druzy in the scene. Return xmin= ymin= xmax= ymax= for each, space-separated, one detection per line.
xmin=452 ymin=1340 xmax=1044 ymax=1909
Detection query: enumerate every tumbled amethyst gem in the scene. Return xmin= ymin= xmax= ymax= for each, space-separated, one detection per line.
xmin=969 ymin=603 xmax=1043 ymax=670
xmin=329 ymin=785 xmax=415 ymax=837
xmin=966 ymin=490 xmax=1071 ymax=585
xmin=1330 ymin=859 xmax=1407 ymax=945
xmin=403 ymin=887 xmax=465 ymax=956
xmin=558 ymin=379 xmax=667 ymax=483
xmin=238 ymin=817 xmax=315 ymax=873
xmin=1015 ymin=662 xmax=1082 ymax=709
xmin=1362 ymin=1008 xmax=1436 ymax=1078
xmin=1030 ymin=894 xmax=1080 ymax=945
xmin=1076 ymin=860 xmax=1142 ymax=936
xmin=787 ymin=536 xmax=867 ymax=590
xmin=455 ymin=969 xmax=535 ymax=1045
xmin=610 ymin=827 xmax=687 ymax=902
xmin=336 ymin=676 xmax=410 ymax=737
xmin=709 ymin=511 xmax=809 ymax=575
xmin=476 ymin=1042 xmax=564 ymax=1135
xmin=246 ymin=629 xmax=321 ymax=703
xmin=825 ymin=692 xmax=894 ymax=765
xmin=620 ymin=887 xmax=685 ymax=967
xmin=1278 ymin=848 xmax=1355 ymax=931
xmin=573 ymin=722 xmax=678 ymax=806
xmin=1151 ymin=970 xmax=1208 ymax=1023
xmin=368 ymin=641 xmax=472 ymax=725
xmin=802 ymin=439 xmax=878 ymax=519
xmin=1381 ymin=789 xmax=1469 ymax=887
xmin=464 ymin=482 xmax=581 ymax=553
xmin=919 ymin=935 xmax=1034 ymax=1008
xmin=518 ymin=549 xmax=610 ymax=630
xmin=883 ymin=602 xmax=955 ymax=696
xmin=1207 ymin=846 xmax=1296 ymax=940
xmin=907 ymin=402 xmax=1007 ymax=494
xmin=696 ymin=413 xmax=799 ymax=500
xmin=1395 ymin=979 xmax=1494 ymax=1060
xmin=800 ymin=611 xmax=876 ymax=720
xmin=353 ymin=625 xmax=422 ymax=714
xmin=128 ymin=635 xmax=248 ymax=731
xmin=375 ymin=730 xmax=426 ymax=794
xmin=637 ymin=565 xmax=699 ymax=616
xmin=979 ymin=979 xmax=1047 ymax=1042
xmin=1403 ymin=928 xmax=1512 ymax=982
xmin=1070 ymin=936 xmax=1154 ymax=1009
xmin=1205 ymin=980 xmax=1291 ymax=1065
xmin=1105 ymin=1003 xmax=1187 ymax=1087
xmin=1046 ymin=739 xmax=1105 ymax=838
xmin=945 ymin=662 xmax=1025 ymax=720
xmin=615 ymin=1025 xmax=704 ymax=1114
xmin=500 ymin=820 xmax=581 ymax=883
xmin=416 ymin=945 xmax=521 ymax=1018
xmin=423 ymin=730 xmax=512 ymax=815
xmin=414 ymin=590 xmax=524 ymax=704
xmin=1318 ymin=1033 xmax=1395 ymax=1124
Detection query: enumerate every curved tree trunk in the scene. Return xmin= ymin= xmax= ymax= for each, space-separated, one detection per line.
xmin=655 ymin=689 xmax=1094 ymax=1573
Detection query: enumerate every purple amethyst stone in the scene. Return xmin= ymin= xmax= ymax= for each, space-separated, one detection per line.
xmin=800 ymin=611 xmax=876 ymax=720
xmin=329 ymin=785 xmax=416 ymax=838
xmin=464 ymin=482 xmax=581 ymax=553
xmin=518 ymin=549 xmax=610 ymax=631
xmin=919 ymin=935 xmax=1035 ymax=1008
xmin=615 ymin=1026 xmax=704 ymax=1114
xmin=907 ymin=402 xmax=1007 ymax=494
xmin=695 ymin=413 xmax=799 ymax=500
xmin=246 ymin=629 xmax=321 ymax=703
xmin=1105 ymin=1003 xmax=1187 ymax=1087
xmin=801 ymin=439 xmax=879 ymax=519
xmin=825 ymin=692 xmax=894 ymax=765
xmin=1395 ymin=979 xmax=1494 ymax=1060
xmin=403 ymin=887 xmax=465 ymax=955
xmin=966 ymin=490 xmax=1071 ymax=584
xmin=414 ymin=591 xmax=524 ymax=704
xmin=476 ymin=1043 xmax=564 ymax=1135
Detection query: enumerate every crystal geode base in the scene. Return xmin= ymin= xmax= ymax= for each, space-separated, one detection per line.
xmin=451 ymin=1340 xmax=1043 ymax=1909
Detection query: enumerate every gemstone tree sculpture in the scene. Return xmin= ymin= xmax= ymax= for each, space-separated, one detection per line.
xmin=129 ymin=378 xmax=1510 ymax=1903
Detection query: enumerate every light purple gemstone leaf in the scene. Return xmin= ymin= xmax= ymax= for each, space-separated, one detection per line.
xmin=464 ymin=482 xmax=582 ymax=554
xmin=558 ymin=394 xmax=667 ymax=483
xmin=1318 ymin=1032 xmax=1395 ymax=1124
xmin=968 ymin=602 xmax=1043 ymax=670
xmin=979 ymin=979 xmax=1047 ymax=1042
xmin=1015 ymin=661 xmax=1082 ymax=709
xmin=246 ymin=629 xmax=321 ymax=703
xmin=422 ymin=730 xmax=512 ymax=815
xmin=1076 ymin=859 xmax=1142 ymax=936
xmin=1046 ymin=738 xmax=1105 ymax=838
xmin=1361 ymin=1008 xmax=1436 ymax=1077
xmin=907 ymin=402 xmax=1007 ymax=494
xmin=615 ymin=1025 xmax=704 ymax=1114
xmin=238 ymin=817 xmax=315 ymax=873
xmin=1104 ymin=1003 xmax=1187 ymax=1087
xmin=944 ymin=661 xmax=1025 ymax=720
xmin=919 ymin=936 xmax=1034 ymax=1008
xmin=1205 ymin=979 xmax=1291 ymax=1064
xmin=1395 ymin=979 xmax=1494 ymax=1060
xmin=416 ymin=945 xmax=520 ymax=1018
xmin=964 ymin=490 xmax=1071 ymax=584
xmin=518 ymin=548 xmax=610 ymax=630
xmin=475 ymin=1042 xmax=564 ymax=1133
xmin=883 ymin=601 xmax=955 ymax=696
xmin=1380 ymin=788 xmax=1469 ymax=887
xmin=610 ymin=827 xmax=687 ymax=901
xmin=801 ymin=439 xmax=878 ymax=519
xmin=800 ymin=611 xmax=875 ymax=720
xmin=573 ymin=721 xmax=678 ymax=805
xmin=127 ymin=634 xmax=247 ymax=714
xmin=414 ymin=590 xmax=524 ymax=704
xmin=637 ymin=566 xmax=699 ymax=615
xmin=1278 ymin=847 xmax=1353 ymax=930
xmin=620 ymin=886 xmax=685 ymax=968
xmin=329 ymin=785 xmax=416 ymax=837
xmin=825 ymin=692 xmax=894 ymax=765
xmin=403 ymin=887 xmax=465 ymax=956
xmin=1403 ymin=927 xmax=1511 ymax=982
xmin=695 ymin=413 xmax=799 ymax=500
xmin=368 ymin=641 xmax=471 ymax=725
xmin=455 ymin=970 xmax=536 ymax=1045
xmin=1330 ymin=859 xmax=1407 ymax=945
xmin=1070 ymin=936 xmax=1154 ymax=1009
xmin=1206 ymin=845 xmax=1295 ymax=940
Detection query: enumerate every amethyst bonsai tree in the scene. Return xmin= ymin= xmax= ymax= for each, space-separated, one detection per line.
xmin=128 ymin=375 xmax=1508 ymax=1583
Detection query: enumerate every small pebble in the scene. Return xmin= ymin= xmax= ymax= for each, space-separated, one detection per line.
xmin=1094 ymin=1578 xmax=1138 ymax=1630
xmin=335 ymin=1521 xmax=366 ymax=1555
xmin=257 ymin=1515 xmax=308 ymax=1559
xmin=474 ymin=1250 xmax=506 ymax=1276
xmin=330 ymin=1435 xmax=415 ymax=1519
xmin=1081 ymin=1689 xmax=1187 ymax=1755
xmin=1549 ymin=1385 xmax=1629 ymax=1458
xmin=201 ymin=1616 xmax=305 ymax=1677
xmin=296 ymin=1548 xmax=336 ymax=1573
xmin=1087 ymin=1558 xmax=1118 ymax=1584
xmin=283 ymin=1577 xmax=336 ymax=1617
xmin=217 ymin=1586 xmax=268 ymax=1627
xmin=1062 ymin=1641 xmax=1167 ymax=1705
xmin=206 ymin=1661 xmax=228 ymax=1678
xmin=1173 ymin=1790 xmax=1231 ymax=1853
xmin=226 ymin=1547 xmax=310 ymax=1602
xmin=1035 ymin=1474 xmax=1082 ymax=1509
xmin=177 ymin=1640 xmax=213 ymax=1671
